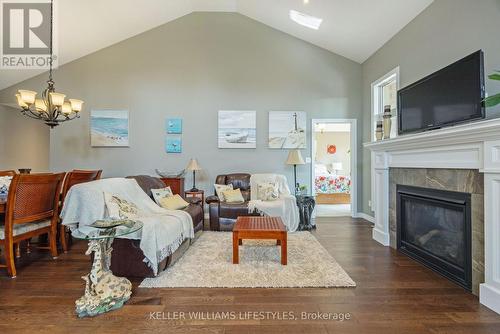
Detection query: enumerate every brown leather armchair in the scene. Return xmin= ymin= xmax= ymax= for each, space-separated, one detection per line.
xmin=206 ymin=173 xmax=259 ymax=231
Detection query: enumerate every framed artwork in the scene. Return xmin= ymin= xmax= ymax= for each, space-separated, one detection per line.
xmin=90 ymin=110 xmax=129 ymax=147
xmin=166 ymin=118 xmax=182 ymax=134
xmin=268 ymin=111 xmax=306 ymax=149
xmin=218 ymin=110 xmax=256 ymax=149
xmin=166 ymin=136 xmax=182 ymax=153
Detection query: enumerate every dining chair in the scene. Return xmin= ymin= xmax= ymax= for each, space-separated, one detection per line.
xmin=0 ymin=172 xmax=65 ymax=277
xmin=59 ymin=169 xmax=102 ymax=252
xmin=0 ymin=170 xmax=16 ymax=177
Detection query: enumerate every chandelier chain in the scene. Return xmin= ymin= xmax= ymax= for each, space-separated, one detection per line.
xmin=49 ymin=0 xmax=54 ymax=83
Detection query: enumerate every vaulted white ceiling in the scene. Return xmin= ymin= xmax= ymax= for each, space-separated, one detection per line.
xmin=0 ymin=0 xmax=433 ymax=90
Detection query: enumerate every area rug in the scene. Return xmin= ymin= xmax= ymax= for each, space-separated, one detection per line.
xmin=139 ymin=231 xmax=356 ymax=288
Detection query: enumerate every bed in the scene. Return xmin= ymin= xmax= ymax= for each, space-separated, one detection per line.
xmin=314 ymin=164 xmax=351 ymax=204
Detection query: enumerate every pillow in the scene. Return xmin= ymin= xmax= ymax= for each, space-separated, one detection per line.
xmin=222 ymin=188 xmax=245 ymax=203
xmin=0 ymin=176 xmax=12 ymax=195
xmin=159 ymin=194 xmax=189 ymax=210
xmin=214 ymin=183 xmax=233 ymax=202
xmin=151 ymin=186 xmax=174 ymax=205
xmin=257 ymin=182 xmax=279 ymax=201
xmin=104 ymin=192 xmax=140 ymax=219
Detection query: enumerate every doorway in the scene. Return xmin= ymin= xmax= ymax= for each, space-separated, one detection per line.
xmin=311 ymin=119 xmax=357 ymax=217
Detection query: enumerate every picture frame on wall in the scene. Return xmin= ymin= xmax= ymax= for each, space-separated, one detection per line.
xmin=166 ymin=118 xmax=182 ymax=134
xmin=268 ymin=111 xmax=306 ymax=149
xmin=218 ymin=110 xmax=256 ymax=149
xmin=90 ymin=110 xmax=129 ymax=147
xmin=166 ymin=136 xmax=182 ymax=153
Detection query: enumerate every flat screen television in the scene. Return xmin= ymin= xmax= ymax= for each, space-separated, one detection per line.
xmin=398 ymin=50 xmax=485 ymax=135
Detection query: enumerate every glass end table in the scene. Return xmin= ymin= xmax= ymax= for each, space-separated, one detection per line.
xmin=72 ymin=221 xmax=143 ymax=318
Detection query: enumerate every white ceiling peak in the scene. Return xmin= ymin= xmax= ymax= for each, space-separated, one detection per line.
xmin=0 ymin=0 xmax=433 ymax=90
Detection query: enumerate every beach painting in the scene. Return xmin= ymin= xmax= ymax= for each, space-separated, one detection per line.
xmin=166 ymin=118 xmax=182 ymax=134
xmin=90 ymin=110 xmax=129 ymax=147
xmin=268 ymin=111 xmax=306 ymax=149
xmin=218 ymin=110 xmax=256 ymax=149
xmin=166 ymin=136 xmax=182 ymax=153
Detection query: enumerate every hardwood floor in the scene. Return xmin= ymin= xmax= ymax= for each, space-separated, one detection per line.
xmin=1 ymin=217 xmax=499 ymax=333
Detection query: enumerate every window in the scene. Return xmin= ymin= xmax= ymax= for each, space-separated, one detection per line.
xmin=371 ymin=67 xmax=399 ymax=141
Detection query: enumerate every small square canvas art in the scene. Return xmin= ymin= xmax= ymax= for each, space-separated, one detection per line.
xmin=218 ymin=110 xmax=256 ymax=149
xmin=166 ymin=136 xmax=182 ymax=153
xmin=166 ymin=118 xmax=182 ymax=134
xmin=90 ymin=110 xmax=129 ymax=147
xmin=268 ymin=111 xmax=306 ymax=149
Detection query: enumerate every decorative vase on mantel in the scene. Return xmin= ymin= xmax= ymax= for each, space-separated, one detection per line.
xmin=376 ymin=121 xmax=383 ymax=141
xmin=383 ymin=105 xmax=392 ymax=139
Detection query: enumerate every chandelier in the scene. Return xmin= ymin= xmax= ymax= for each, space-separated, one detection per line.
xmin=15 ymin=0 xmax=83 ymax=128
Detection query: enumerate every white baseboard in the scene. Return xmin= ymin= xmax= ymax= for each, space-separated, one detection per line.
xmin=354 ymin=212 xmax=375 ymax=223
xmin=372 ymin=227 xmax=390 ymax=246
xmin=480 ymin=283 xmax=500 ymax=315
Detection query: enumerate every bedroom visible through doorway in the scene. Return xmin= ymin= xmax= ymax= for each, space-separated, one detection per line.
xmin=311 ymin=120 xmax=355 ymax=217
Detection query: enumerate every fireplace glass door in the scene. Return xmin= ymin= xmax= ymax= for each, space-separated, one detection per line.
xmin=397 ymin=185 xmax=471 ymax=290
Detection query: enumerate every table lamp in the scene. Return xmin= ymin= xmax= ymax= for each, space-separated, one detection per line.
xmin=186 ymin=158 xmax=202 ymax=192
xmin=285 ymin=150 xmax=305 ymax=195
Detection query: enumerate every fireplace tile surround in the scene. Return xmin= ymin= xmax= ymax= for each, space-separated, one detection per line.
xmin=389 ymin=168 xmax=483 ymax=295
xmin=364 ymin=117 xmax=500 ymax=314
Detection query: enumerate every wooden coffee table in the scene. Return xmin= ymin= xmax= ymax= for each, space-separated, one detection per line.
xmin=232 ymin=216 xmax=287 ymax=265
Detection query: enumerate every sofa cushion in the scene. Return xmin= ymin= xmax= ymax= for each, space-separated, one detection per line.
xmin=222 ymin=188 xmax=245 ymax=203
xmin=159 ymin=194 xmax=189 ymax=210
xmin=214 ymin=183 xmax=233 ymax=201
xmin=151 ymin=186 xmax=174 ymax=204
xmin=104 ymin=192 xmax=141 ymax=219
xmin=257 ymin=182 xmax=279 ymax=201
xmin=219 ymin=201 xmax=251 ymax=220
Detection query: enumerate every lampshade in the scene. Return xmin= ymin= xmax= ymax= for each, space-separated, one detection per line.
xmin=286 ymin=150 xmax=305 ymax=165
xmin=34 ymin=98 xmax=47 ymax=112
xmin=18 ymin=90 xmax=37 ymax=105
xmin=69 ymin=99 xmax=83 ymax=112
xmin=49 ymin=92 xmax=66 ymax=107
xmin=186 ymin=158 xmax=202 ymax=171
xmin=330 ymin=162 xmax=343 ymax=171
xmin=15 ymin=94 xmax=28 ymax=108
xmin=61 ymin=102 xmax=72 ymax=115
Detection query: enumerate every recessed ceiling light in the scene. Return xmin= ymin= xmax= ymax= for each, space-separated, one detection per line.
xmin=303 ymin=0 xmax=310 ymax=4
xmin=289 ymin=10 xmax=322 ymax=30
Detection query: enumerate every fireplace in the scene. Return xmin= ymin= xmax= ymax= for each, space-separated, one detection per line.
xmin=397 ymin=185 xmax=472 ymax=291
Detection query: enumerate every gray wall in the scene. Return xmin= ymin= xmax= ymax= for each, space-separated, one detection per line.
xmin=0 ymin=105 xmax=50 ymax=172
xmin=0 ymin=13 xmax=363 ymax=201
xmin=361 ymin=0 xmax=500 ymax=215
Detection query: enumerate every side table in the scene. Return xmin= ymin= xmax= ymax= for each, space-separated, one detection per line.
xmin=72 ymin=221 xmax=143 ymax=317
xmin=296 ymin=195 xmax=316 ymax=231
xmin=161 ymin=177 xmax=185 ymax=197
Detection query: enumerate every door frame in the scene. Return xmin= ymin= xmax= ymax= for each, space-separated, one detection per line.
xmin=310 ymin=118 xmax=357 ymax=217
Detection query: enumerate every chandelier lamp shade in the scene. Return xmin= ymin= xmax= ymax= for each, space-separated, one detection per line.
xmin=15 ymin=0 xmax=83 ymax=128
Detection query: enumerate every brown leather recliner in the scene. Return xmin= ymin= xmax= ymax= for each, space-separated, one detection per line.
xmin=206 ymin=173 xmax=259 ymax=231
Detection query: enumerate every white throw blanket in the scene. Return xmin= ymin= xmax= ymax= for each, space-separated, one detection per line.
xmin=60 ymin=178 xmax=194 ymax=276
xmin=248 ymin=174 xmax=300 ymax=232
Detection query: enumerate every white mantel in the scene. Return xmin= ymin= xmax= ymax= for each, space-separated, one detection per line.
xmin=364 ymin=117 xmax=500 ymax=314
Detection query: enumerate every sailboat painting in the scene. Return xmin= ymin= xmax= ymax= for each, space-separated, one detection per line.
xmin=268 ymin=111 xmax=306 ymax=149
xmin=166 ymin=136 xmax=182 ymax=153
xmin=218 ymin=110 xmax=256 ymax=149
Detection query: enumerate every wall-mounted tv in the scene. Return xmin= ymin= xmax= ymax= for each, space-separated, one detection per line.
xmin=398 ymin=50 xmax=485 ymax=135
